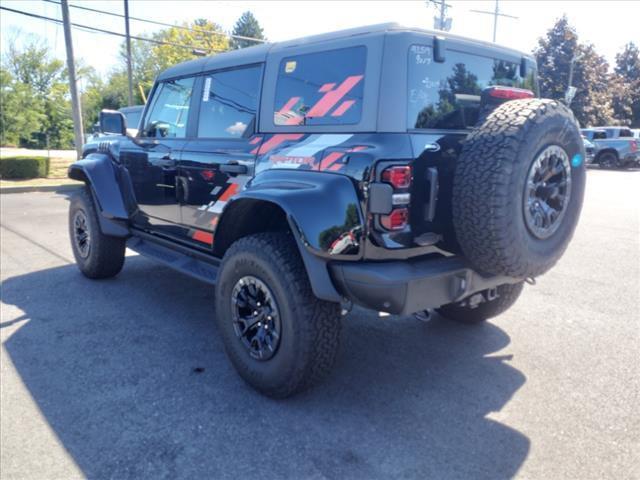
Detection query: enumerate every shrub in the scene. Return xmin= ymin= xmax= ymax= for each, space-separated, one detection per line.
xmin=0 ymin=156 xmax=50 ymax=179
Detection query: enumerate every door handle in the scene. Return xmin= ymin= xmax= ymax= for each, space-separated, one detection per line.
xmin=220 ymin=163 xmax=248 ymax=175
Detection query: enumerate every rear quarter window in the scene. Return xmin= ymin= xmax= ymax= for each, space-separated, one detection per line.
xmin=408 ymin=45 xmax=536 ymax=130
xmin=273 ymin=46 xmax=366 ymax=126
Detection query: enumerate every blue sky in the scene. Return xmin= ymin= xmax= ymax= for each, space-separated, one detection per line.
xmin=2 ymin=0 xmax=638 ymax=77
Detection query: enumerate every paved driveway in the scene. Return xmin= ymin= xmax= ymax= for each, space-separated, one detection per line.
xmin=1 ymin=170 xmax=638 ymax=479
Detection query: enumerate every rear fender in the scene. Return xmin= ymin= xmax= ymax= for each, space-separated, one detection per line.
xmin=68 ymin=153 xmax=133 ymax=237
xmin=216 ymin=169 xmax=365 ymax=302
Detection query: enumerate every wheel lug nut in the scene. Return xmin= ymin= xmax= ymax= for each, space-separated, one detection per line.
xmin=257 ymin=302 xmax=261 ymax=307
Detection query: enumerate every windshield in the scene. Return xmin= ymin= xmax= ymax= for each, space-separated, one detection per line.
xmin=408 ymin=45 xmax=538 ymax=130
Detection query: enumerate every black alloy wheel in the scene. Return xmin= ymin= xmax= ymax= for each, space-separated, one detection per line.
xmin=523 ymin=145 xmax=572 ymax=240
xmin=72 ymin=209 xmax=91 ymax=258
xmin=231 ymin=275 xmax=282 ymax=361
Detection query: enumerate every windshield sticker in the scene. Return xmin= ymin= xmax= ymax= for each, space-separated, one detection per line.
xmin=202 ymin=77 xmax=211 ymax=102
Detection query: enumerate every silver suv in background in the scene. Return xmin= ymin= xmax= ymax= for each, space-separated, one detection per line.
xmin=581 ymin=126 xmax=640 ymax=169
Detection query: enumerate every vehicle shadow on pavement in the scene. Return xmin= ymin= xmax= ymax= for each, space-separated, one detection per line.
xmin=2 ymin=256 xmax=529 ymax=479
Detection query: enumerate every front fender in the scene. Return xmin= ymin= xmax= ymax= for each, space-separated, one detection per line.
xmin=68 ymin=153 xmax=133 ymax=237
xmin=236 ymin=169 xmax=364 ymax=258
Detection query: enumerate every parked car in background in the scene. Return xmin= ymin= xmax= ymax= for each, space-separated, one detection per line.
xmin=581 ymin=126 xmax=640 ymax=169
xmin=89 ymin=105 xmax=144 ymax=139
xmin=582 ymin=136 xmax=597 ymax=164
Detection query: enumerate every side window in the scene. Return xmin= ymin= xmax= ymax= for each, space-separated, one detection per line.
xmin=619 ymin=129 xmax=633 ymax=138
xmin=593 ymin=131 xmax=607 ymax=140
xmin=273 ymin=46 xmax=366 ymax=126
xmin=408 ymin=46 xmax=526 ymax=130
xmin=197 ymin=65 xmax=261 ymax=138
xmin=141 ymin=77 xmax=194 ymax=138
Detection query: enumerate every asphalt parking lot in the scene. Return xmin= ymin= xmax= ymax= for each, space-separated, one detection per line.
xmin=1 ymin=169 xmax=638 ymax=480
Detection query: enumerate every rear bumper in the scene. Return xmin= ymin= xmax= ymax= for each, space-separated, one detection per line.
xmin=329 ymin=255 xmax=519 ymax=315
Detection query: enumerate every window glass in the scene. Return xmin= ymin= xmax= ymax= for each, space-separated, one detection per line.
xmin=124 ymin=110 xmax=142 ymax=129
xmin=408 ymin=46 xmax=533 ymax=130
xmin=142 ymin=77 xmax=194 ymax=138
xmin=593 ymin=131 xmax=607 ymax=140
xmin=197 ymin=65 xmax=261 ymax=138
xmin=274 ymin=46 xmax=366 ymax=126
xmin=619 ymin=129 xmax=633 ymax=138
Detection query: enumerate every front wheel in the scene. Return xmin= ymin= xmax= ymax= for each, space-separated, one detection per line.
xmin=436 ymin=282 xmax=524 ymax=324
xmin=69 ymin=187 xmax=126 ymax=279
xmin=215 ymin=232 xmax=341 ymax=398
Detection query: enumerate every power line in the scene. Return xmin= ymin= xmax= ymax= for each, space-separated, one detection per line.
xmin=0 ymin=5 xmax=225 ymax=53
xmin=42 ymin=0 xmax=266 ymax=44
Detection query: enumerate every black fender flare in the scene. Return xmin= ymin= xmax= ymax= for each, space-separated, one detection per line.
xmin=216 ymin=169 xmax=365 ymax=303
xmin=68 ymin=153 xmax=133 ymax=237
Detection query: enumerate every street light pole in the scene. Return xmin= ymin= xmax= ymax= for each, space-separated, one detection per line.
xmin=124 ymin=0 xmax=134 ymax=106
xmin=60 ymin=0 xmax=84 ymax=160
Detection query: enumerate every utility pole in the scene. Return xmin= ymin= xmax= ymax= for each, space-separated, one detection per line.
xmin=428 ymin=0 xmax=452 ymax=32
xmin=470 ymin=0 xmax=518 ymax=43
xmin=124 ymin=0 xmax=134 ymax=106
xmin=60 ymin=0 xmax=84 ymax=160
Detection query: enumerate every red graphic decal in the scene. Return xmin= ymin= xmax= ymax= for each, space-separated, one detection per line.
xmin=319 ymin=151 xmax=345 ymax=170
xmin=219 ymin=183 xmax=240 ymax=202
xmin=331 ymin=100 xmax=355 ymax=117
xmin=249 ymin=136 xmax=262 ymax=145
xmin=210 ymin=216 xmax=219 ymax=227
xmin=306 ymin=75 xmax=363 ymax=118
xmin=278 ymin=96 xmax=300 ymax=113
xmin=200 ymin=170 xmax=215 ymax=181
xmin=193 ymin=230 xmax=214 ymax=245
xmin=319 ymin=83 xmax=336 ymax=93
xmin=320 ymin=146 xmax=367 ymax=172
xmin=252 ymin=133 xmax=304 ymax=155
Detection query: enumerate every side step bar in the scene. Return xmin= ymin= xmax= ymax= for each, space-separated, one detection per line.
xmin=127 ymin=232 xmax=219 ymax=285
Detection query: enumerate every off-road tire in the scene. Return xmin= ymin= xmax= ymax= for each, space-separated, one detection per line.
xmin=215 ymin=232 xmax=341 ymax=398
xmin=437 ymin=282 xmax=524 ymax=324
xmin=453 ymin=99 xmax=586 ymax=278
xmin=69 ymin=187 xmax=126 ymax=279
xmin=597 ymin=151 xmax=619 ymax=169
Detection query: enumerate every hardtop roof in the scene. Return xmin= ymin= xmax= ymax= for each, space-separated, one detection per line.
xmin=157 ymin=22 xmax=534 ymax=81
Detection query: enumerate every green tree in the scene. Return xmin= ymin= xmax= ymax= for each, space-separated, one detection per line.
xmin=534 ymin=16 xmax=613 ymax=127
xmin=612 ymin=42 xmax=640 ymax=126
xmin=230 ymin=11 xmax=266 ymax=49
xmin=0 ymin=68 xmax=46 ymax=146
xmin=1 ymin=38 xmax=75 ymax=148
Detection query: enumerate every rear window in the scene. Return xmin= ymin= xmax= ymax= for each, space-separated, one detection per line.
xmin=273 ymin=46 xmax=366 ymax=126
xmin=408 ymin=45 xmax=537 ymax=130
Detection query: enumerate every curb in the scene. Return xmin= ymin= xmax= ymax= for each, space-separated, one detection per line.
xmin=0 ymin=183 xmax=82 ymax=194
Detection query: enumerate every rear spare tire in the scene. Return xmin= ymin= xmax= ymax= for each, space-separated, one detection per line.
xmin=452 ymin=99 xmax=586 ymax=278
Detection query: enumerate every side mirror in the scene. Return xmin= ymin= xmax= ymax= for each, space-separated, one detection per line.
xmin=99 ymin=109 xmax=127 ymax=135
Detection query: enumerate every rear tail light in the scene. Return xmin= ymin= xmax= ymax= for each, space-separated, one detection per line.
xmin=486 ymin=86 xmax=535 ymax=100
xmin=382 ymin=165 xmax=412 ymax=189
xmin=380 ymin=208 xmax=408 ymax=231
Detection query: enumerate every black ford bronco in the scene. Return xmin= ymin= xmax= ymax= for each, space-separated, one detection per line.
xmin=69 ymin=23 xmax=586 ymax=397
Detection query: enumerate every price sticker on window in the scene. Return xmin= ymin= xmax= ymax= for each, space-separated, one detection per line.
xmin=285 ymin=61 xmax=297 ymax=73
xmin=202 ymin=77 xmax=211 ymax=102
